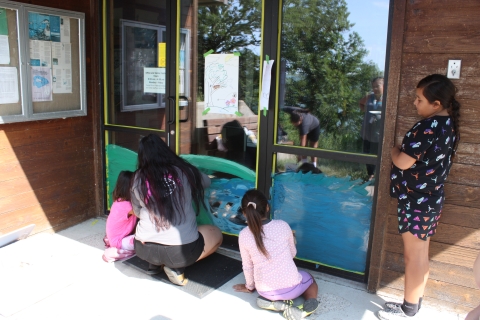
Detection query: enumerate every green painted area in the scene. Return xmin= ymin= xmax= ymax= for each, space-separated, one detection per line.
xmin=105 ymin=144 xmax=256 ymax=225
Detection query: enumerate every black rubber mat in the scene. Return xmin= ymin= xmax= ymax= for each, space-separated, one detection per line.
xmin=122 ymin=252 xmax=243 ymax=298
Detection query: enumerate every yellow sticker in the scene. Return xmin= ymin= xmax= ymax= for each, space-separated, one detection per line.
xmin=91 ymin=219 xmax=98 ymax=226
xmin=158 ymin=43 xmax=166 ymax=67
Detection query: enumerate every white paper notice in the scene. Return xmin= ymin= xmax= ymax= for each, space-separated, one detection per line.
xmin=29 ymin=40 xmax=52 ymax=67
xmin=0 ymin=67 xmax=19 ymax=104
xmin=31 ymin=67 xmax=53 ymax=101
xmin=52 ymin=42 xmax=71 ymax=67
xmin=0 ymin=35 xmax=10 ymax=64
xmin=144 ymin=67 xmax=165 ymax=94
xmin=260 ymin=60 xmax=274 ymax=111
xmin=60 ymin=16 xmax=70 ymax=43
xmin=51 ymin=43 xmax=72 ymax=93
xmin=52 ymin=67 xmax=72 ymax=93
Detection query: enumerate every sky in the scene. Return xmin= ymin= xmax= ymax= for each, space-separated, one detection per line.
xmin=344 ymin=0 xmax=390 ymax=71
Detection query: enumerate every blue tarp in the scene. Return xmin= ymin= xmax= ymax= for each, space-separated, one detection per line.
xmin=272 ymin=172 xmax=372 ymax=274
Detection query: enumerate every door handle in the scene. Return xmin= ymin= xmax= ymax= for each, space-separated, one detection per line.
xmin=179 ymin=96 xmax=189 ymax=122
xmin=167 ymin=96 xmax=175 ymax=125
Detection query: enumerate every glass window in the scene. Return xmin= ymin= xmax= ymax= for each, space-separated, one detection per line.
xmin=273 ymin=153 xmax=374 ymax=274
xmin=0 ymin=7 xmax=22 ymax=117
xmin=276 ymin=0 xmax=389 ymax=160
xmin=0 ymin=3 xmax=86 ymax=123
xmin=106 ymin=0 xmax=169 ymax=129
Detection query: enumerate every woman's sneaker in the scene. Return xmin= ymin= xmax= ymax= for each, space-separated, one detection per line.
xmin=256 ymin=296 xmax=294 ymax=311
xmin=163 ymin=266 xmax=188 ymax=286
xmin=283 ymin=298 xmax=319 ymax=319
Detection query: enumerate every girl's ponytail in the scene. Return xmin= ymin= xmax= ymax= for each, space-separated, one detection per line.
xmin=241 ymin=190 xmax=270 ymax=258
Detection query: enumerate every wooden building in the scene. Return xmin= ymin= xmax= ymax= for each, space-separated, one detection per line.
xmin=0 ymin=0 xmax=478 ymax=314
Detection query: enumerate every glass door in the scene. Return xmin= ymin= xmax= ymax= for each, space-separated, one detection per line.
xmin=266 ymin=0 xmax=390 ymax=278
xmin=185 ymin=0 xmax=263 ymax=235
xmin=102 ymin=0 xmax=184 ymax=207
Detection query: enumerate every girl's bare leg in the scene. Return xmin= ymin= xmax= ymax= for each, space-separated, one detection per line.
xmin=301 ymin=273 xmax=318 ymax=300
xmin=402 ymin=232 xmax=430 ymax=304
xmin=197 ymin=225 xmax=223 ymax=261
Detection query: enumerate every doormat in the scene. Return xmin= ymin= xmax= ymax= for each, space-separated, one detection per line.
xmin=122 ymin=252 xmax=243 ymax=299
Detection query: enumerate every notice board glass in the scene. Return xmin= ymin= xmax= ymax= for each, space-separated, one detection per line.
xmin=0 ymin=0 xmax=86 ymax=124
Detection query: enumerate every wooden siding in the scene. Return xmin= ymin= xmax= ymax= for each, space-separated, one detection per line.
xmin=0 ymin=0 xmax=102 ymax=236
xmin=369 ymin=0 xmax=480 ymax=312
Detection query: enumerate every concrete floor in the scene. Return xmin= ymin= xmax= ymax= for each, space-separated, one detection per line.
xmin=0 ymin=218 xmax=466 ymax=320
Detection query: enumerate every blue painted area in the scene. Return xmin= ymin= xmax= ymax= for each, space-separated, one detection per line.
xmin=204 ymin=178 xmax=254 ymax=235
xmin=272 ymin=172 xmax=372 ymax=274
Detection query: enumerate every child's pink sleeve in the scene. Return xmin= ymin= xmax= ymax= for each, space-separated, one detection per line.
xmin=287 ymin=225 xmax=297 ymax=258
xmin=239 ymin=235 xmax=255 ymax=291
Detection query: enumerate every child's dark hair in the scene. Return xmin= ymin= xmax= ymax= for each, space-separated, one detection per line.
xmin=241 ymin=189 xmax=270 ymax=257
xmin=417 ymin=74 xmax=461 ymax=157
xmin=113 ymin=170 xmax=134 ymax=201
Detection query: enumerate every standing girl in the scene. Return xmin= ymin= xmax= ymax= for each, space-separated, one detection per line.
xmin=233 ymin=189 xmax=319 ymax=320
xmin=102 ymin=170 xmax=138 ymax=262
xmin=379 ymin=74 xmax=461 ymax=319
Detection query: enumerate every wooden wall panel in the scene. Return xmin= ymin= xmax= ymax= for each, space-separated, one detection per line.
xmin=383 ymin=251 xmax=477 ymax=289
xmin=0 ymin=0 xmax=101 ymax=236
xmin=374 ymin=4 xmax=480 ymax=309
xmin=380 ymin=269 xmax=480 ymax=308
xmin=386 ymin=215 xmax=480 ymax=250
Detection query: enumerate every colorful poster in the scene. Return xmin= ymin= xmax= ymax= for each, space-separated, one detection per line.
xmin=31 ymin=66 xmax=52 ymax=101
xmin=49 ymin=15 xmax=60 ymax=42
xmin=28 ymin=12 xmax=51 ymax=41
xmin=29 ymin=40 xmax=51 ymax=67
xmin=60 ymin=16 xmax=70 ymax=43
xmin=0 ymin=67 xmax=19 ymax=104
xmin=143 ymin=67 xmax=165 ymax=94
xmin=204 ymin=54 xmax=239 ymax=114
xmin=0 ymin=35 xmax=9 ymax=64
xmin=0 ymin=8 xmax=8 ymax=35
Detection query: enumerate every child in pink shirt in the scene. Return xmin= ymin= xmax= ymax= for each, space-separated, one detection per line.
xmin=102 ymin=171 xmax=137 ymax=263
xmin=233 ymin=189 xmax=319 ymax=320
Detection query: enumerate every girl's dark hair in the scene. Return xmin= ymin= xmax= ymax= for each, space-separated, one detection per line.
xmin=136 ymin=134 xmax=207 ymax=230
xmin=417 ymin=74 xmax=461 ymax=157
xmin=113 ymin=170 xmax=134 ymax=201
xmin=241 ymin=189 xmax=270 ymax=257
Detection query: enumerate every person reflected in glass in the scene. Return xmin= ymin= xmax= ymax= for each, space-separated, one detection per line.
xmin=359 ymin=77 xmax=384 ymax=180
xmin=282 ymin=106 xmax=320 ymax=168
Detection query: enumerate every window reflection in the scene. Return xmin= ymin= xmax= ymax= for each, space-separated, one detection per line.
xmin=272 ymin=154 xmax=374 ymax=273
xmin=277 ymin=0 xmax=389 ymax=166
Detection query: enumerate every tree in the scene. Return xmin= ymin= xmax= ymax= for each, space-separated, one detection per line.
xmin=197 ymin=0 xmax=261 ymax=110
xmin=280 ymin=0 xmax=382 ymax=152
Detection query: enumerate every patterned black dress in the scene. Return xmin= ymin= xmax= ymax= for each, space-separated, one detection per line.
xmin=390 ymin=115 xmax=456 ymax=240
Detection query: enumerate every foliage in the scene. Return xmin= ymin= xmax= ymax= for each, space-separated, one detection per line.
xmin=280 ymin=0 xmax=382 ymax=153
xmin=198 ymin=0 xmax=384 ymax=176
xmin=197 ymin=0 xmax=262 ymax=110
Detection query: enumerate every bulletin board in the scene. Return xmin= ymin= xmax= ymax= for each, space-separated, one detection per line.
xmin=0 ymin=0 xmax=86 ymax=124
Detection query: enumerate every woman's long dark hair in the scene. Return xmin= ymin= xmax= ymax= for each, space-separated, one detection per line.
xmin=135 ymin=134 xmax=207 ymax=230
xmin=417 ymin=74 xmax=461 ymax=158
xmin=241 ymin=189 xmax=270 ymax=257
